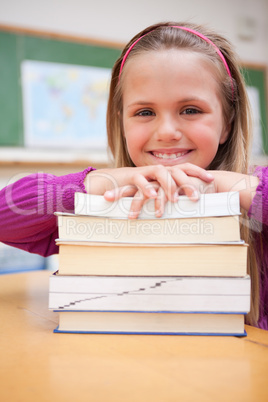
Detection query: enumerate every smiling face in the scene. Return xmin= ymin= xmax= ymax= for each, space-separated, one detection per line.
xmin=121 ymin=49 xmax=229 ymax=169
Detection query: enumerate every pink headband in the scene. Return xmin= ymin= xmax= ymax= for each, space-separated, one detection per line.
xmin=119 ymin=25 xmax=234 ymax=97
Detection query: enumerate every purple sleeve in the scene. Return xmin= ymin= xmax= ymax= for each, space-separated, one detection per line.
xmin=248 ymin=165 xmax=268 ymax=329
xmin=248 ymin=165 xmax=268 ymax=225
xmin=0 ymin=167 xmax=95 ymax=257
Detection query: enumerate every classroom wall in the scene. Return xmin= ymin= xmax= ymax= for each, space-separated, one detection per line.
xmin=0 ymin=0 xmax=268 ymax=64
xmin=0 ymin=0 xmax=267 ymax=174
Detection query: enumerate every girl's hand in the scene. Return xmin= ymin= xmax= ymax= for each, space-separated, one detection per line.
xmin=106 ymin=176 xmax=216 ymax=219
xmin=85 ymin=164 xmax=214 ymax=218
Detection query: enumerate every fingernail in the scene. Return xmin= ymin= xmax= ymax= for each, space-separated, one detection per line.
xmin=149 ymin=189 xmax=157 ymax=198
xmin=173 ymin=192 xmax=179 ymax=202
xmin=206 ymin=173 xmax=214 ymax=180
xmin=192 ymin=190 xmax=199 ymax=200
xmin=129 ymin=211 xmax=139 ymax=218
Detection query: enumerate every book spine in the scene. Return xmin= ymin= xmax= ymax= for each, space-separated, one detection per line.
xmin=53 ymin=326 xmax=247 ymax=336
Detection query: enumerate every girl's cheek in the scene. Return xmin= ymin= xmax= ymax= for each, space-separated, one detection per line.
xmin=198 ymin=129 xmax=220 ymax=146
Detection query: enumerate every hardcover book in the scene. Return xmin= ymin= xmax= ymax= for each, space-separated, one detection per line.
xmin=56 ymin=213 xmax=241 ymax=244
xmin=56 ymin=241 xmax=248 ymax=277
xmin=54 ymin=310 xmax=247 ymax=336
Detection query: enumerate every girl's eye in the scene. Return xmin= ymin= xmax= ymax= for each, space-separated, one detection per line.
xmin=182 ymin=108 xmax=201 ymax=115
xmin=137 ymin=110 xmax=154 ymax=117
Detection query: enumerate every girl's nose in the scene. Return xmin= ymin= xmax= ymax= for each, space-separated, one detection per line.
xmin=155 ymin=115 xmax=182 ymax=142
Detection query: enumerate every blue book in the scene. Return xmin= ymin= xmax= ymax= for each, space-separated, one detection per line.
xmin=53 ymin=310 xmax=247 ymax=336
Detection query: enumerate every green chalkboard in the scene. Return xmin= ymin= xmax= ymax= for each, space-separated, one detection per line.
xmin=0 ymin=28 xmax=122 ymax=146
xmin=241 ymin=65 xmax=268 ymax=154
xmin=0 ymin=28 xmax=267 ymax=154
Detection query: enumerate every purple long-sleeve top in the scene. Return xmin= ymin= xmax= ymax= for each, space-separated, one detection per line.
xmin=0 ymin=167 xmax=94 ymax=256
xmin=248 ymin=166 xmax=268 ymax=329
xmin=0 ymin=165 xmax=267 ymax=328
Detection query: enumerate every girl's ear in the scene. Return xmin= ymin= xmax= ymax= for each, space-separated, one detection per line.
xmin=219 ymin=124 xmax=230 ymax=144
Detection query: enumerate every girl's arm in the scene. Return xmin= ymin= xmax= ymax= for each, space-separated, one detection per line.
xmin=0 ymin=163 xmax=210 ymax=255
xmin=210 ymin=166 xmax=268 ymax=225
xmin=247 ymin=166 xmax=268 ymax=224
xmin=209 ymin=170 xmax=260 ymax=212
xmin=0 ymin=167 xmax=94 ymax=257
xmin=86 ymin=165 xmax=265 ymax=218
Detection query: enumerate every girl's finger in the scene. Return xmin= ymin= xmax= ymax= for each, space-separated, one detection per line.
xmin=131 ymin=173 xmax=159 ymax=199
xmin=143 ymin=165 xmax=178 ymax=202
xmin=104 ymin=185 xmax=137 ymax=201
xmin=128 ymin=189 xmax=146 ymax=219
xmin=169 ymin=169 xmax=200 ymax=200
xmin=168 ymin=164 xmax=214 ymax=182
xmin=154 ymin=187 xmax=167 ymax=218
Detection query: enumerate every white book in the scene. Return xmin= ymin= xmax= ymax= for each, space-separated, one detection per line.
xmin=74 ymin=192 xmax=240 ymax=219
xmin=49 ymin=274 xmax=251 ymax=313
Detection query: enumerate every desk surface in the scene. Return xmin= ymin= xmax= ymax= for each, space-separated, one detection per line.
xmin=1 ymin=271 xmax=268 ymax=402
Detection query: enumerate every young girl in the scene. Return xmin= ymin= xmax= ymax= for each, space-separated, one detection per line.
xmin=0 ymin=22 xmax=267 ymax=328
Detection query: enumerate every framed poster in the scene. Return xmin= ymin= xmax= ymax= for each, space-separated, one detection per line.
xmin=21 ymin=60 xmax=111 ymax=149
xmin=0 ymin=26 xmax=122 ymax=151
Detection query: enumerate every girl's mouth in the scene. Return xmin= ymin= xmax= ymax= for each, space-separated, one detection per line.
xmin=151 ymin=150 xmax=190 ymax=160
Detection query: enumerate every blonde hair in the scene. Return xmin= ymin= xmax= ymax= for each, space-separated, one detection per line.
xmin=106 ymin=21 xmax=259 ymax=325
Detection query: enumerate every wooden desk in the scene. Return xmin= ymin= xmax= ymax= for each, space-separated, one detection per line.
xmin=1 ymin=271 xmax=268 ymax=402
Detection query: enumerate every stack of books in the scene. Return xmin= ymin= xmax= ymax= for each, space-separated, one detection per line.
xmin=49 ymin=191 xmax=250 ymax=336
